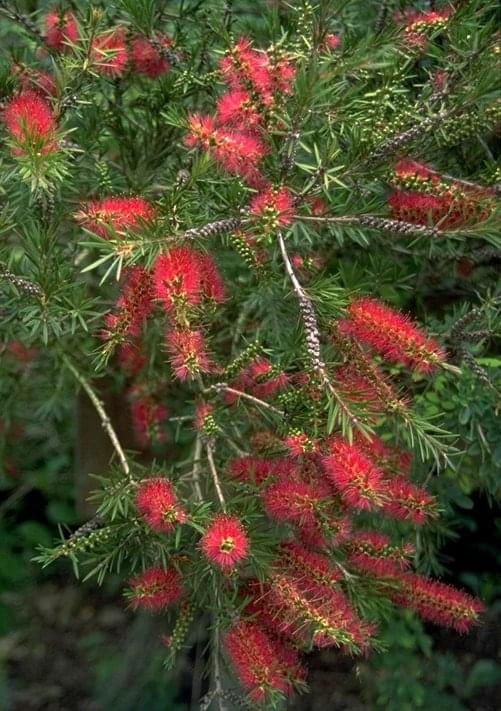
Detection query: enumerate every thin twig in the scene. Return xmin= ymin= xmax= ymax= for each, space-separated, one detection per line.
xmin=0 ymin=2 xmax=49 ymax=48
xmin=278 ymin=231 xmax=363 ymax=429
xmin=206 ymin=383 xmax=284 ymax=417
xmin=212 ymin=618 xmax=228 ymax=711
xmin=62 ymin=355 xmax=131 ymax=480
xmin=296 ymin=214 xmax=441 ymax=238
xmin=222 ymin=435 xmax=249 ymax=458
xmin=295 ymin=214 xmax=357 ymax=224
xmin=277 ymin=231 xmax=325 ymax=374
xmin=206 ymin=442 xmax=226 ymax=512
xmin=191 ymin=435 xmax=204 ymax=502
xmin=0 ymin=480 xmax=35 ymax=520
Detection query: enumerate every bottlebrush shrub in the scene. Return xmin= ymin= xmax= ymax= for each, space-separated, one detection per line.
xmin=2 ymin=0 xmax=499 ymax=709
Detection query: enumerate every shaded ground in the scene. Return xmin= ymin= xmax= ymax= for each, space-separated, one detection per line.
xmin=1 ymin=579 xmax=500 ymax=711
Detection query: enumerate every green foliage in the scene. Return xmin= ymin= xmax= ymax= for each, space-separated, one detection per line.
xmin=362 ymin=610 xmax=501 ymax=711
xmin=0 ymin=0 xmax=499 ymax=708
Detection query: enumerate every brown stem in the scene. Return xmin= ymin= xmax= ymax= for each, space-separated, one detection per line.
xmin=62 ymin=355 xmax=131 ymax=480
xmin=206 ymin=442 xmax=226 ymax=512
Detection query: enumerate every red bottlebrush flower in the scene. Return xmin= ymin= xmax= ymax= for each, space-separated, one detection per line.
xmin=244 ymin=579 xmax=308 ymax=643
xmin=228 ymin=357 xmax=288 ymax=404
xmin=338 ymin=297 xmax=445 ymax=373
xmin=216 ymin=89 xmax=262 ymax=130
xmin=346 ymin=531 xmax=413 ymax=577
xmin=128 ymin=566 xmax=183 ymax=611
xmin=225 ymin=620 xmax=305 ymax=702
xmin=220 ymin=37 xmax=273 ymax=104
xmin=194 ymin=401 xmax=217 ymax=435
xmin=16 ymin=66 xmax=57 ymax=98
xmin=129 ymin=390 xmax=169 ymax=448
xmin=102 ymin=266 xmax=154 ymax=341
xmin=247 ymin=357 xmax=289 ymax=399
xmin=166 ymin=328 xmax=213 ymax=380
xmin=382 ymin=475 xmax=437 ymax=525
xmin=117 ymin=341 xmax=146 ymax=376
xmin=130 ymin=34 xmax=172 ymax=78
xmin=250 ymin=185 xmax=295 ymax=229
xmin=298 ymin=514 xmax=352 ymax=549
xmin=44 ymin=10 xmax=78 ymax=52
xmin=269 ymin=54 xmax=296 ymax=95
xmin=388 ymin=190 xmax=451 ymax=227
xmin=322 ymin=436 xmax=386 ymax=511
xmin=284 ymin=432 xmax=318 ymax=457
xmin=212 ymin=129 xmax=267 ymax=186
xmin=400 ymin=9 xmax=452 ymax=34
xmin=396 ymin=9 xmax=452 ymax=53
xmin=3 ymin=90 xmax=58 ymax=155
xmin=185 ymin=114 xmax=217 ymax=149
xmin=91 ymin=28 xmax=128 ymax=77
xmin=262 ymin=480 xmax=325 ymax=525
xmin=196 ymin=252 xmax=226 ymax=303
xmin=135 ymin=477 xmax=186 ymax=532
xmin=227 ymin=456 xmax=290 ymax=486
xmin=389 ymin=188 xmax=492 ymax=229
xmin=352 ymin=431 xmax=412 ymax=476
xmin=278 ymin=542 xmax=342 ymax=588
xmin=389 ymin=573 xmax=484 ymax=633
xmin=290 ymin=253 xmax=324 ymax=275
xmin=267 ymin=571 xmax=374 ymax=651
xmin=432 ymin=70 xmax=448 ymax=93
xmin=324 ymin=33 xmax=341 ymax=51
xmin=201 ymin=514 xmax=249 ymax=570
xmin=393 ymin=159 xmax=438 ymax=187
xmin=185 ymin=113 xmax=267 ymax=185
xmin=5 ymin=340 xmax=37 ymax=363
xmin=332 ymin=363 xmax=388 ymax=416
xmin=153 ymin=247 xmax=202 ymax=311
xmin=76 ymin=196 xmax=155 ymax=239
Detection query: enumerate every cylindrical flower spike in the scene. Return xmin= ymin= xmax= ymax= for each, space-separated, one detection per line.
xmin=250 ymin=185 xmax=295 ymax=230
xmin=227 ymin=456 xmax=292 ymax=486
xmin=382 ymin=475 xmax=437 ymax=525
xmin=102 ymin=266 xmax=154 ymax=341
xmin=268 ymin=571 xmax=374 ymax=652
xmin=346 ymin=531 xmax=414 ymax=577
xmin=153 ymin=247 xmax=203 ymax=312
xmin=225 ymin=619 xmax=305 ymax=702
xmin=196 ymin=252 xmax=226 ymax=304
xmin=129 ymin=390 xmax=168 ymax=448
xmin=128 ymin=566 xmax=183 ymax=611
xmin=201 ymin=514 xmax=249 ymax=570
xmin=322 ymin=436 xmax=386 ymax=511
xmin=388 ymin=572 xmax=484 ymax=633
xmin=278 ymin=542 xmax=342 ymax=588
xmin=130 ymin=35 xmax=172 ymax=78
xmin=185 ymin=113 xmax=267 ymax=185
xmin=338 ymin=297 xmax=445 ymax=373
xmin=166 ymin=328 xmax=213 ymax=380
xmin=44 ymin=10 xmax=79 ymax=52
xmin=262 ymin=480 xmax=326 ymax=526
xmin=3 ymin=90 xmax=58 ymax=155
xmin=135 ymin=477 xmax=187 ymax=532
xmin=76 ymin=196 xmax=156 ymax=239
xmin=91 ymin=28 xmax=128 ymax=77
xmin=352 ymin=431 xmax=412 ymax=477
xmin=216 ymin=89 xmax=262 ymax=130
